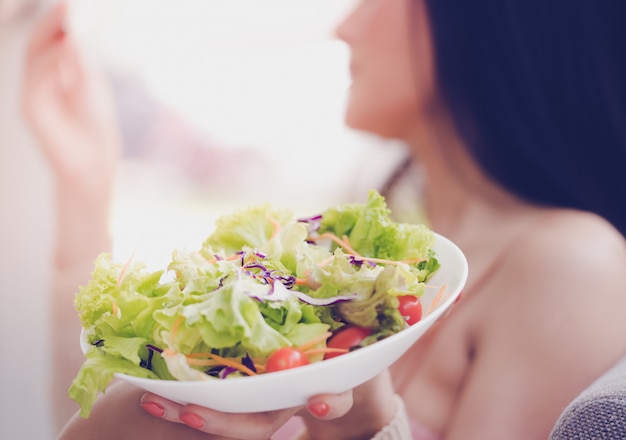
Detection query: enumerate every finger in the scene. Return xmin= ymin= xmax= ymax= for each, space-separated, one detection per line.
xmin=305 ymin=389 xmax=354 ymax=420
xmin=181 ymin=404 xmax=298 ymax=440
xmin=140 ymin=393 xmax=300 ymax=440
xmin=22 ymin=1 xmax=72 ymax=113
xmin=22 ymin=10 xmax=88 ymax=137
xmin=56 ymin=36 xmax=85 ymax=95
xmin=27 ymin=0 xmax=68 ymax=57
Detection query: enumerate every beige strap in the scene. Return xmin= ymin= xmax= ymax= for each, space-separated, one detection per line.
xmin=293 ymin=395 xmax=411 ymax=440
xmin=371 ymin=395 xmax=412 ymax=440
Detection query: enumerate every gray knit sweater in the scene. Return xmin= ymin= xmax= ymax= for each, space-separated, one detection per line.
xmin=549 ymin=355 xmax=626 ymax=440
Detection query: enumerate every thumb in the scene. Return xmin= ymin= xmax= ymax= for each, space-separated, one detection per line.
xmin=305 ymin=389 xmax=354 ymax=421
xmin=27 ymin=1 xmax=68 ymax=56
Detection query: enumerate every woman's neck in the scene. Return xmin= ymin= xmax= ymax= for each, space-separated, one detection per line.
xmin=403 ymin=117 xmax=535 ymax=241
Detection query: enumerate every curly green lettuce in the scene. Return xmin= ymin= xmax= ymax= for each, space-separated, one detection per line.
xmin=68 ymin=190 xmax=439 ymax=418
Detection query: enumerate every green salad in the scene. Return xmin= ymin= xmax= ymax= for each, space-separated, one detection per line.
xmin=69 ymin=190 xmax=439 ymax=417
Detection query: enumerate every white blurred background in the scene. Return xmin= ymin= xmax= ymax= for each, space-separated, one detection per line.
xmin=69 ymin=0 xmax=408 ymax=268
xmin=0 ymin=1 xmax=408 ymax=438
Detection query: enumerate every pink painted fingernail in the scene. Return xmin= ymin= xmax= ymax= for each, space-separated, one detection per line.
xmin=308 ymin=401 xmax=330 ymax=417
xmin=140 ymin=401 xmax=165 ymax=418
xmin=180 ymin=412 xmax=205 ymax=430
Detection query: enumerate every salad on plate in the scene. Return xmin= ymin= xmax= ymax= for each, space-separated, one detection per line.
xmin=69 ymin=190 xmax=440 ymax=417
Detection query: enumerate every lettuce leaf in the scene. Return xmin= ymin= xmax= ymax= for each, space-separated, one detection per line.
xmin=320 ymin=190 xmax=438 ymax=281
xmin=202 ymin=203 xmax=293 ymax=254
xmin=69 ymin=348 xmax=158 ymax=419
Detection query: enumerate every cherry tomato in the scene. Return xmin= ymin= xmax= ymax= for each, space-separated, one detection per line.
xmin=324 ymin=326 xmax=372 ymax=360
xmin=398 ymin=295 xmax=422 ymax=325
xmin=265 ymin=347 xmax=310 ymax=373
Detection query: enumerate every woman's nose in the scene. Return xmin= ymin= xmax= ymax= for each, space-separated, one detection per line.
xmin=333 ymin=1 xmax=360 ymax=44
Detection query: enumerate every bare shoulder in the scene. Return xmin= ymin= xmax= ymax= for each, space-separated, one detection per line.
xmin=486 ymin=209 xmax=626 ymax=366
xmin=508 ymin=210 xmax=626 ymax=298
xmin=527 ymin=210 xmax=625 ymax=266
xmin=457 ymin=210 xmax=626 ymax=436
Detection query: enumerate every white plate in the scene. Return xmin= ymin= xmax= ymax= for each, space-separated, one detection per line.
xmin=81 ymin=233 xmax=467 ymax=413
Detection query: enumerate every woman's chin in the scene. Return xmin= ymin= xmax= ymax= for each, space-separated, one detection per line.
xmin=344 ymin=116 xmax=402 ymax=141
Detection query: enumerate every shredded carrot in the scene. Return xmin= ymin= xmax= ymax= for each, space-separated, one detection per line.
xmin=297 ymin=332 xmax=332 ymax=352
xmin=185 ymin=352 xmax=213 ymax=359
xmin=356 ymin=255 xmax=428 ymax=266
xmin=183 ymin=358 xmax=222 ymax=367
xmin=164 ymin=349 xmax=259 ymax=376
xmin=116 ymin=252 xmax=135 ymax=288
xmin=185 ymin=353 xmax=258 ymax=376
xmin=112 ymin=302 xmax=118 ymax=316
xmin=295 ymin=265 xmax=330 ymax=287
xmin=268 ymin=216 xmax=282 ymax=239
xmin=309 ymin=232 xmax=425 ymax=266
xmin=317 ymin=256 xmax=336 ymax=267
xmin=303 ymin=348 xmax=349 ymax=357
xmin=295 ymin=277 xmax=308 ymax=286
xmin=310 ymin=233 xmax=353 ymax=251
xmin=170 ymin=316 xmax=185 ymax=342
xmin=163 ymin=348 xmax=176 ymax=357
xmin=341 ymin=235 xmax=361 ymax=256
xmin=255 ymin=365 xmax=267 ymax=374
xmin=426 ymin=284 xmax=448 ymax=316
xmin=205 ymin=253 xmax=244 ymax=265
xmin=197 ymin=253 xmax=212 ymax=264
xmin=186 ymin=352 xmax=257 ymax=368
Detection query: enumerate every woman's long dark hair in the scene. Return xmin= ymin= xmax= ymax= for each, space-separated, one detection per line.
xmin=420 ymin=0 xmax=626 ymax=236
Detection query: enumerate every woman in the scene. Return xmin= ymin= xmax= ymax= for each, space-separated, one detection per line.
xmin=56 ymin=0 xmax=626 ymax=438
